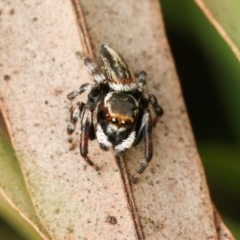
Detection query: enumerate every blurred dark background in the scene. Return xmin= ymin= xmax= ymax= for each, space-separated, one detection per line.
xmin=160 ymin=0 xmax=240 ymax=238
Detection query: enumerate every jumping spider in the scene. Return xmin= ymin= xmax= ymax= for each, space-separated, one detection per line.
xmin=67 ymin=45 xmax=163 ymax=183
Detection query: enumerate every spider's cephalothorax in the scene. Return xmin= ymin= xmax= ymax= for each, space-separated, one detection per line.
xmin=67 ymin=44 xmax=163 ymax=183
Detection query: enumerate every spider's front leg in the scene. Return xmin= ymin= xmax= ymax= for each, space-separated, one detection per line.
xmin=79 ymin=82 xmax=103 ymax=171
xmin=80 ymin=104 xmax=99 ymax=171
xmin=131 ymin=109 xmax=153 ymax=183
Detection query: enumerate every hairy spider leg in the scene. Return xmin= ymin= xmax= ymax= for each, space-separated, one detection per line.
xmin=131 ymin=71 xmax=148 ymax=146
xmin=67 ymin=102 xmax=85 ymax=134
xmin=136 ymin=71 xmax=163 ymax=126
xmin=79 ymin=84 xmax=104 ymax=171
xmin=136 ymin=71 xmax=147 ymax=91
xmin=67 ymin=82 xmax=95 ymax=100
xmin=80 ymin=104 xmax=99 ymax=171
xmin=66 ymin=81 xmax=96 ymax=149
xmin=148 ymin=94 xmax=164 ymax=127
xmin=67 ymin=57 xmax=105 ymax=100
xmin=131 ymin=109 xmax=153 ymax=183
xmin=136 ymin=71 xmax=163 ymax=125
xmin=67 ymin=102 xmax=85 ymax=149
xmin=83 ymin=57 xmax=106 ymax=83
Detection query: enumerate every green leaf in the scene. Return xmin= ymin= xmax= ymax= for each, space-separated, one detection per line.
xmin=198 ymin=141 xmax=240 ymax=239
xmin=0 ymin=113 xmax=48 ymax=240
xmin=223 ymin=216 xmax=240 ymax=240
xmin=195 ymin=0 xmax=240 ymax=61
xmin=161 ymin=0 xmax=240 ymax=141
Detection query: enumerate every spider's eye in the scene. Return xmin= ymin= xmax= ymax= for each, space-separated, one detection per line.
xmin=121 ymin=120 xmax=126 ymax=125
xmin=111 ymin=118 xmax=117 ymax=123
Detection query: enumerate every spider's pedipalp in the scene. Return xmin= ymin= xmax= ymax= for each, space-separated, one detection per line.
xmin=96 ymin=124 xmax=112 ymax=149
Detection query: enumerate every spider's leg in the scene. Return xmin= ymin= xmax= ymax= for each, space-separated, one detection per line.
xmin=135 ymin=71 xmax=163 ymax=126
xmin=136 ymin=71 xmax=147 ymax=91
xmin=84 ymin=57 xmax=106 ymax=83
xmin=133 ymin=97 xmax=148 ymax=146
xmin=80 ymin=82 xmax=103 ymax=159
xmin=87 ymin=106 xmax=96 ymax=141
xmin=145 ymin=94 xmax=164 ymax=127
xmin=67 ymin=102 xmax=84 ymax=149
xmin=131 ymin=109 xmax=153 ymax=183
xmin=67 ymin=57 xmax=105 ymax=100
xmin=80 ymin=104 xmax=99 ymax=171
xmin=67 ymin=82 xmax=95 ymax=100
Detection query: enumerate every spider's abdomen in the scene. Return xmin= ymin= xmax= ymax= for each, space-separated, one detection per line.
xmin=98 ymin=45 xmax=137 ymax=92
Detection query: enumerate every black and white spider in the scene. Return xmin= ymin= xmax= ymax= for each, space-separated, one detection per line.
xmin=67 ymin=45 xmax=163 ymax=182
